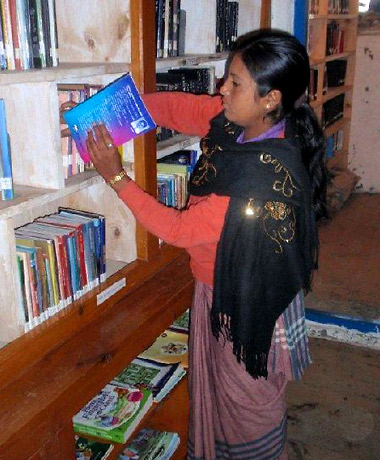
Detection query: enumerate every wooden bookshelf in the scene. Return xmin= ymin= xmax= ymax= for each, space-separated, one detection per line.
xmin=307 ymin=0 xmax=359 ymax=170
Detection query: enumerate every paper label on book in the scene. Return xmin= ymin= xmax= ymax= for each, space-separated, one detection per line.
xmin=0 ymin=177 xmax=13 ymax=190
xmin=97 ymin=278 xmax=126 ymax=306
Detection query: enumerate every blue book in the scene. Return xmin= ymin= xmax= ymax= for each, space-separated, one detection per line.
xmin=63 ymin=73 xmax=156 ymax=163
xmin=0 ymin=99 xmax=14 ymax=200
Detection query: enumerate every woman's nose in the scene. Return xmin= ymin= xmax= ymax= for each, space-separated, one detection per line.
xmin=220 ymin=81 xmax=230 ymax=96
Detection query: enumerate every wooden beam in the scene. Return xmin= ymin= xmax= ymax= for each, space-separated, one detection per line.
xmin=260 ymin=0 xmax=272 ymax=28
xmin=130 ymin=0 xmax=159 ymax=260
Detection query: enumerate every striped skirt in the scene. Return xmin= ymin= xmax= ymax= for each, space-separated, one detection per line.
xmin=187 ymin=281 xmax=311 ymax=460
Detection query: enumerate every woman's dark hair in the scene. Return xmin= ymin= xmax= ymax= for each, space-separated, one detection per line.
xmin=229 ymin=28 xmax=328 ymax=220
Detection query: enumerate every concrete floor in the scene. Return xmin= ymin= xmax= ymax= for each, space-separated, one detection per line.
xmin=287 ymin=193 xmax=380 ymax=459
xmin=287 ymin=339 xmax=379 ymax=460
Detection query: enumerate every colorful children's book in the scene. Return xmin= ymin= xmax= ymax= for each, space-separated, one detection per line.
xmin=112 ymin=357 xmax=186 ymax=403
xmin=63 ymin=73 xmax=156 ymax=163
xmin=75 ymin=435 xmax=114 ymax=460
xmin=73 ymin=384 xmax=153 ymax=444
xmin=138 ymin=330 xmax=189 ymax=368
xmin=118 ymin=428 xmax=180 ymax=460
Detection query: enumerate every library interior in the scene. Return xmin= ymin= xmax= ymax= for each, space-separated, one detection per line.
xmin=0 ymin=1 xmax=379 ymax=459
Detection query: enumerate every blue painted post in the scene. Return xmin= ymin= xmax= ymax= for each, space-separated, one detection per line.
xmin=294 ymin=0 xmax=308 ymax=45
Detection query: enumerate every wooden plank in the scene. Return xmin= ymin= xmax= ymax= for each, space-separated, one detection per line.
xmin=55 ymin=1 xmax=131 ymax=64
xmin=131 ymin=0 xmax=159 ymax=261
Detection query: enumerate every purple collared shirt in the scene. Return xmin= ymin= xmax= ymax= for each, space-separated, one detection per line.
xmin=236 ymin=120 xmax=285 ymax=144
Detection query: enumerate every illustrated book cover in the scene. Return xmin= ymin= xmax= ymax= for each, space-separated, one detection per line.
xmin=112 ymin=357 xmax=186 ymax=403
xmin=75 ymin=435 xmax=114 ymax=460
xmin=73 ymin=384 xmax=153 ymax=444
xmin=63 ymin=73 xmax=156 ymax=163
xmin=138 ymin=329 xmax=189 ymax=368
xmin=118 ymin=428 xmax=180 ymax=460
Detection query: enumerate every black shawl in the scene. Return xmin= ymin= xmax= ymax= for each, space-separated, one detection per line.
xmin=189 ymin=112 xmax=318 ymax=379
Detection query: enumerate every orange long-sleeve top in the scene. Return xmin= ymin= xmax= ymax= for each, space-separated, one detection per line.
xmin=117 ymin=92 xmax=228 ymax=286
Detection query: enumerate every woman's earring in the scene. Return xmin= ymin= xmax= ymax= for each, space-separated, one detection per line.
xmin=266 ymin=104 xmax=271 ymax=110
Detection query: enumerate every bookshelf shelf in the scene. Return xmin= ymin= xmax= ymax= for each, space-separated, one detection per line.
xmin=157 ymin=134 xmax=201 ymax=160
xmin=327 ymin=13 xmax=357 ymax=19
xmin=156 ymin=52 xmax=229 ymax=72
xmin=323 ymin=84 xmax=353 ymax=103
xmin=325 ymin=50 xmax=355 ymax=62
xmin=0 ymin=63 xmax=129 ymax=86
xmin=324 ymin=116 xmax=351 ymax=138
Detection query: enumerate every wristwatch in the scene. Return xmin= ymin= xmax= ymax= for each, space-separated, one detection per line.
xmin=107 ymin=169 xmax=128 ymax=186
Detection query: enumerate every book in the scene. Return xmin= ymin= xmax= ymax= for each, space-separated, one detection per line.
xmin=73 ymin=384 xmax=153 ymax=444
xmin=0 ymin=98 xmax=14 ymax=201
xmin=63 ymin=73 xmax=156 ymax=163
xmin=118 ymin=428 xmax=180 ymax=460
xmin=112 ymin=357 xmax=186 ymax=402
xmin=75 ymin=435 xmax=114 ymax=460
xmin=138 ymin=329 xmax=189 ymax=368
xmin=169 ymin=308 xmax=190 ymax=333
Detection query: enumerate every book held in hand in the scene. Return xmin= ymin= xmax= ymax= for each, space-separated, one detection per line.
xmin=118 ymin=428 xmax=180 ymax=460
xmin=63 ymin=73 xmax=156 ymax=163
xmin=73 ymin=384 xmax=153 ymax=444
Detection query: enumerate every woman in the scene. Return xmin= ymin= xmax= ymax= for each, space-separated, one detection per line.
xmin=86 ymin=29 xmax=327 ymax=460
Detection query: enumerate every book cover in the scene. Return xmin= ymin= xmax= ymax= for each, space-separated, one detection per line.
xmin=75 ymin=435 xmax=114 ymax=460
xmin=112 ymin=357 xmax=185 ymax=402
xmin=169 ymin=308 xmax=190 ymax=333
xmin=118 ymin=428 xmax=180 ymax=460
xmin=63 ymin=73 xmax=156 ymax=163
xmin=138 ymin=329 xmax=189 ymax=368
xmin=73 ymin=384 xmax=153 ymax=444
xmin=0 ymin=99 xmax=14 ymax=200
xmin=58 ymin=206 xmax=106 ymax=283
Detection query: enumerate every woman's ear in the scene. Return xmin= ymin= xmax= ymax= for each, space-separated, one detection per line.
xmin=264 ymin=90 xmax=282 ymax=111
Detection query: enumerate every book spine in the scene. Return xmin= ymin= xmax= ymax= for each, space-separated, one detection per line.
xmin=0 ymin=7 xmax=6 ymax=69
xmin=40 ymin=0 xmax=51 ymax=66
xmin=8 ymin=0 xmax=22 ymax=69
xmin=0 ymin=99 xmax=14 ymax=201
xmin=48 ymin=0 xmax=58 ymax=65
xmin=16 ymin=0 xmax=31 ymax=69
xmin=28 ymin=0 xmax=42 ymax=67
xmin=0 ymin=0 xmax=16 ymax=69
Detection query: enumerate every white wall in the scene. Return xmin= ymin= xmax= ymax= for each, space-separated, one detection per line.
xmin=271 ymin=0 xmax=295 ymax=33
xmin=349 ymin=34 xmax=380 ymax=192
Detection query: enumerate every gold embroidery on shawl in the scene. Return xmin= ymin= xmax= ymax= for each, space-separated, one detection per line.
xmin=191 ymin=136 xmax=221 ymax=186
xmin=259 ymin=153 xmax=298 ymax=198
xmin=262 ymin=201 xmax=296 ymax=254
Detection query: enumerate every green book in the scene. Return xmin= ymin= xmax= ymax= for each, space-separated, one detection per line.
xmin=73 ymin=384 xmax=153 ymax=444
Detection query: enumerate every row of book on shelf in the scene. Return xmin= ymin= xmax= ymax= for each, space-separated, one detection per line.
xmin=155 ymin=0 xmax=239 ymax=59
xmin=309 ymin=0 xmax=350 ymax=15
xmin=308 ymin=58 xmax=347 ymax=101
xmin=0 ymin=0 xmax=58 ymax=71
xmin=73 ymin=308 xmax=190 ymax=459
xmin=15 ymin=207 xmax=106 ymax=331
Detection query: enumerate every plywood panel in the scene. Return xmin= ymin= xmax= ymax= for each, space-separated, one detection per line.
xmin=56 ymin=1 xmax=131 ymax=64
